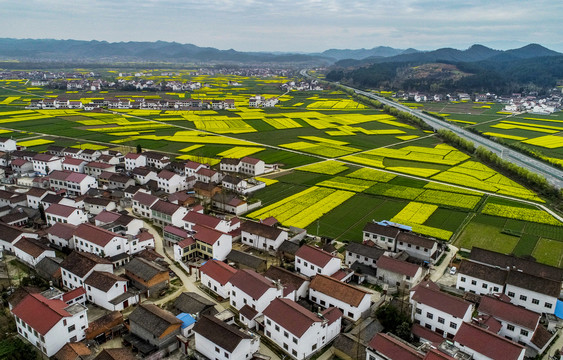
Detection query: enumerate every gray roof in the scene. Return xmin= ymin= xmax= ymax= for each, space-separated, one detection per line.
xmin=278 ymin=240 xmax=300 ymax=254
xmin=35 ymin=257 xmax=62 ymax=277
xmin=192 ymin=315 xmax=251 ymax=353
xmin=124 ymin=257 xmax=167 ymax=281
xmin=363 ymin=222 xmax=401 ymax=238
xmin=173 ymin=292 xmax=217 ymax=315
xmin=226 ymin=250 xmax=266 ymax=270
xmin=346 ymin=242 xmax=385 ymax=260
xmin=129 ymin=304 xmax=181 ymax=337
xmin=458 ymin=259 xmax=508 ymax=285
xmin=506 ymin=270 xmax=561 ymax=297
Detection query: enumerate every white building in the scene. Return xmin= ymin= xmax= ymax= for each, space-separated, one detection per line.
xmin=241 ymin=220 xmax=288 ymax=252
xmin=150 ymin=200 xmax=189 ymax=228
xmin=132 ymin=191 xmax=159 ymax=219
xmin=84 ymin=271 xmax=138 ymax=311
xmin=504 ymin=271 xmax=559 ymax=315
xmin=73 ymin=223 xmax=153 ymax=259
xmin=11 ymin=293 xmax=88 ymax=357
xmin=456 ymin=259 xmax=506 ymax=295
xmin=191 ymin=224 xmax=232 ymax=261
xmin=48 ymin=170 xmax=98 ymax=196
xmin=409 ymin=281 xmax=473 ymax=340
xmin=32 ymin=153 xmax=62 ymax=175
xmin=295 ymin=245 xmax=341 ymax=278
xmin=309 ymin=274 xmax=371 ymax=321
xmin=453 ymin=322 xmax=526 ymax=360
xmin=13 ymin=237 xmax=56 ymax=267
xmin=0 ymin=137 xmax=17 ymax=152
xmin=376 ymin=255 xmax=424 ymax=290
xmin=62 ymin=157 xmax=88 ymax=173
xmin=228 ymin=269 xmax=283 ymax=314
xmin=345 ymin=242 xmax=385 ymax=268
xmin=239 ymin=157 xmax=265 ymax=176
xmin=0 ymin=222 xmax=39 ymax=252
xmin=157 ymin=169 xmax=187 ymax=193
xmin=60 ymin=251 xmax=113 ymax=290
xmin=46 ymin=222 xmax=77 ymax=249
xmin=193 ymin=315 xmax=260 ymax=360
xmin=199 ymin=259 xmax=238 ymax=299
xmin=263 ymin=298 xmax=342 ymax=360
xmin=124 ymin=153 xmax=147 ymax=171
xmin=45 ymin=203 xmax=88 ymax=226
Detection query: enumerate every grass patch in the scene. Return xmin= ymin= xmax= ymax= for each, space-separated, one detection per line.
xmin=512 ymin=234 xmax=539 ymax=256
xmin=532 ymin=238 xmax=563 ymax=267
xmin=455 ymin=220 xmax=519 ymax=254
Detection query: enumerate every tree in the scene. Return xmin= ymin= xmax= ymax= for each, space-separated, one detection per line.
xmin=136 ymin=144 xmax=142 ymax=154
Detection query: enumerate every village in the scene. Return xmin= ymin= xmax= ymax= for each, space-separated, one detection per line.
xmin=0 ymin=128 xmax=562 ymax=360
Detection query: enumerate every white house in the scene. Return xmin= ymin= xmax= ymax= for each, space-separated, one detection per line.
xmin=84 ymin=197 xmax=117 ymax=215
xmin=366 ymin=332 xmax=427 ymax=360
xmin=409 ymin=281 xmax=473 ymax=340
xmin=193 ymin=315 xmax=260 ymax=360
xmin=132 ymin=167 xmax=158 ymax=185
xmin=25 ymin=188 xmax=52 ymax=209
xmin=228 ymin=269 xmax=284 ymax=314
xmin=11 ymin=293 xmax=88 ymax=357
xmin=124 ymin=153 xmax=147 ymax=171
xmin=199 ymin=259 xmax=238 ymax=299
xmin=185 ymin=160 xmax=208 ymax=177
xmin=239 ymin=157 xmax=265 ymax=176
xmin=150 ymin=200 xmax=189 ymax=228
xmin=144 ymin=151 xmax=170 ymax=169
xmin=0 ymin=137 xmax=17 ymax=152
xmin=477 ymin=295 xmax=544 ymax=351
xmin=62 ymin=157 xmax=88 ymax=173
xmin=219 ymin=158 xmax=241 ymax=173
xmin=263 ymin=298 xmax=342 ymax=360
xmin=132 ymin=191 xmax=159 ymax=218
xmin=264 ymin=266 xmax=310 ymax=301
xmin=157 ymin=169 xmax=187 ymax=193
xmin=0 ymin=222 xmax=39 ymax=252
xmin=182 ymin=210 xmax=231 ymax=233
xmin=84 ymin=161 xmax=115 ymax=178
xmin=13 ymin=238 xmax=56 ymax=267
xmin=376 ymin=255 xmax=424 ymax=290
xmin=45 ymin=203 xmax=88 ymax=226
xmin=345 ymin=242 xmax=385 ymax=268
xmin=195 ymin=167 xmax=221 ymax=184
xmin=453 ymin=322 xmax=526 ymax=360
xmin=241 ymin=220 xmax=288 ymax=252
xmin=295 ymin=245 xmax=341 ymax=278
xmin=309 ymin=274 xmax=372 ymax=321
xmin=60 ymin=251 xmax=113 ymax=290
xmin=504 ymin=271 xmax=560 ymax=315
xmin=84 ymin=271 xmax=138 ymax=311
xmin=32 ymin=153 xmax=62 ymax=175
xmin=48 ymin=170 xmax=97 ymax=196
xmin=191 ymin=224 xmax=232 ymax=261
xmin=94 ymin=210 xmax=144 ymax=236
xmin=456 ymin=259 xmax=507 ymax=295
xmin=46 ymin=222 xmax=77 ymax=248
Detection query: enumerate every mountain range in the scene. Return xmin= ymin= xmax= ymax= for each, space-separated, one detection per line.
xmin=0 ymin=38 xmax=559 ymax=66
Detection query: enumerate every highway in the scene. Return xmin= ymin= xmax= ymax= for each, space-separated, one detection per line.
xmin=300 ymin=69 xmax=563 ymax=189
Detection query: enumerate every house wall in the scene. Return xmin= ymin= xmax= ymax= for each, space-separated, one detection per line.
xmin=411 ymin=301 xmax=472 ymax=339
xmin=230 ymin=286 xmax=282 ymax=313
xmin=61 ymin=264 xmax=113 ymax=290
xmin=130 ymin=320 xmax=180 ymax=349
xmin=456 ymin=273 xmax=504 ymax=295
xmin=295 ymin=256 xmax=341 ymax=278
xmin=363 ymin=231 xmax=395 ymax=251
xmin=14 ymin=307 xmax=88 ymax=357
xmin=309 ymin=289 xmax=371 ymax=321
xmin=504 ymin=284 xmax=557 ymax=315
xmin=345 ymin=251 xmax=378 ymax=267
xmin=194 ymin=332 xmax=259 ymax=360
xmin=377 ymin=267 xmax=423 ymax=290
xmin=201 ymin=272 xmax=231 ymax=299
xmin=241 ymin=230 xmax=288 ymax=252
xmin=212 ymin=234 xmax=232 ymax=261
xmin=86 ymin=280 xmax=133 ymax=311
xmin=14 ymin=248 xmax=56 ymax=267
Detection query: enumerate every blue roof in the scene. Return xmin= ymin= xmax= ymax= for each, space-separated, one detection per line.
xmin=176 ymin=312 xmax=196 ymax=328
xmin=555 ymin=300 xmax=563 ymax=320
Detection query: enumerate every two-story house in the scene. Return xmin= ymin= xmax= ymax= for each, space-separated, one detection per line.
xmin=295 ymin=245 xmax=341 ymax=278
xmin=241 ymin=220 xmax=288 ymax=251
xmin=199 ymin=259 xmax=238 ymax=299
xmin=60 ymin=251 xmax=113 ymax=290
xmin=309 ymin=274 xmax=371 ymax=321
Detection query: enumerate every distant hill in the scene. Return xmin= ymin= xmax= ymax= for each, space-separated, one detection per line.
xmin=317 ymin=46 xmax=419 ymax=61
xmin=326 ymin=44 xmax=563 ymax=94
xmin=334 ymin=43 xmax=560 ymax=67
xmin=0 ymin=38 xmax=329 ymax=64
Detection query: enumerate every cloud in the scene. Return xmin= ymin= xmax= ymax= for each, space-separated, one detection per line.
xmin=0 ymin=0 xmax=561 ymax=52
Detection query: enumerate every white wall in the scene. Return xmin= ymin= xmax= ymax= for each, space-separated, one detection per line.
xmin=504 ymin=284 xmax=557 ymax=315
xmin=295 ymin=256 xmax=341 ymax=278
xmin=309 ymin=289 xmax=371 ymax=321
xmin=456 ymin=273 xmax=504 ymax=295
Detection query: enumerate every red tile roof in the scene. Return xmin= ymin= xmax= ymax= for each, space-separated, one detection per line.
xmin=411 ymin=281 xmax=472 ymax=318
xmin=11 ymin=293 xmax=71 ymax=335
xmin=295 ymin=245 xmax=337 ymax=268
xmin=321 ymin=307 xmax=342 ymax=325
xmin=411 ymin=323 xmax=444 ymax=345
xmin=150 ymin=200 xmax=182 ymax=216
xmin=478 ymin=295 xmax=540 ymax=330
xmin=241 ymin=156 xmax=261 ymax=165
xmin=423 ymin=349 xmax=456 ymax=360
xmin=132 ymin=191 xmax=159 ymax=207
xmin=164 ymin=225 xmax=189 ymax=238
xmin=193 ymin=224 xmax=224 ymax=245
xmin=157 ymin=169 xmax=177 ymax=180
xmin=125 ymin=153 xmax=142 ymax=159
xmin=183 ymin=211 xmax=222 ymax=229
xmin=46 ymin=222 xmax=77 ymax=240
xmin=14 ymin=238 xmax=52 ymax=258
xmin=377 ymin=256 xmax=421 ymax=277
xmin=177 ymin=237 xmax=195 ymax=248
xmin=228 ymin=269 xmax=275 ymax=299
xmin=74 ymin=223 xmax=121 ymax=247
xmin=310 ymin=274 xmax=370 ymax=307
xmin=63 ymin=157 xmax=86 ymax=165
xmin=263 ymin=298 xmax=324 ymax=337
xmin=368 ymin=333 xmax=424 ymax=360
xmin=200 ymin=260 xmax=237 ymax=285
xmin=45 ymin=203 xmax=78 ymax=217
xmin=454 ymin=322 xmax=525 ymax=360
xmin=62 ymin=287 xmax=86 ymax=303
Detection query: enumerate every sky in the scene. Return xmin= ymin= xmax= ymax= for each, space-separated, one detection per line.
xmin=1 ymin=0 xmax=563 ymax=53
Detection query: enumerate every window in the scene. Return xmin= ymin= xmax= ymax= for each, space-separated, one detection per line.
xmin=225 ymin=352 xmax=229 ymax=358
xmin=482 ymin=283 xmax=488 ymax=289
xmin=426 ymin=312 xmax=433 ymax=320
xmin=293 ymin=337 xmax=298 ymax=344
xmin=532 ymin=299 xmax=539 ymax=305
xmin=493 ymin=287 xmax=499 ymax=292
xmin=471 ymin=280 xmax=477 ymax=285
xmin=508 ymin=291 xmax=515 ymax=297
xmin=519 ymin=295 xmax=527 ymax=301
xmin=275 ymin=325 xmax=280 ymax=332
xmin=283 ymin=343 xmax=288 ymax=350
xmin=215 ymin=347 xmax=220 ymax=353
xmin=68 ymin=325 xmax=75 ymax=332
xmin=284 ymin=331 xmax=289 ymax=338
xmin=312 ymin=344 xmax=317 ymax=351
xmin=311 ymin=296 xmax=317 ymax=302
xmin=507 ymin=324 xmax=515 ymax=331
xmin=292 ymin=350 xmax=298 ymax=356
xmin=438 ymin=317 xmax=445 ymax=324
xmin=415 ymin=308 xmax=422 ymax=315
xmin=266 ymin=319 xmax=271 ymax=325
xmin=545 ymin=303 xmax=553 ymax=309
xmin=449 ymin=322 xmax=457 ymax=329
xmin=520 ymin=329 xmax=529 ymax=336
xmin=348 ymin=311 xmax=354 ymax=317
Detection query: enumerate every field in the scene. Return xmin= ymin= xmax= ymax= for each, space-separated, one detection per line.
xmin=0 ymin=73 xmax=561 ymax=265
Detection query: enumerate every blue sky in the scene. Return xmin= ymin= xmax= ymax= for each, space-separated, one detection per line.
xmin=1 ymin=0 xmax=562 ymax=52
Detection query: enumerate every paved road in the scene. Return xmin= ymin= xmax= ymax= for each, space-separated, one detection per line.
xmin=300 ymin=69 xmax=563 ymax=189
